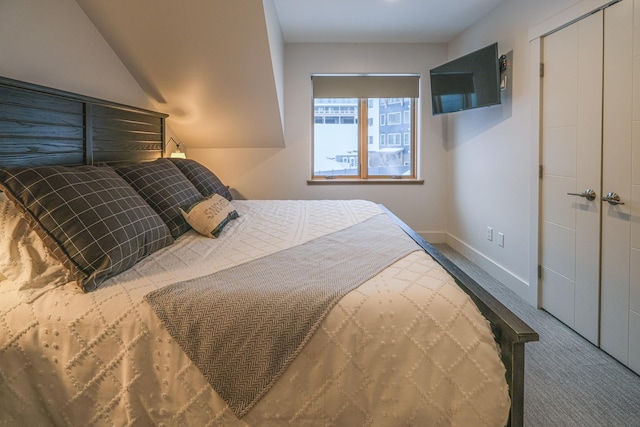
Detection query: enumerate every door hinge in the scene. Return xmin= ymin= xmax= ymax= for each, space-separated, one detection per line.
xmin=538 ymin=265 xmax=542 ymax=278
xmin=540 ymin=63 xmax=544 ymax=78
xmin=539 ymin=164 xmax=543 ymax=179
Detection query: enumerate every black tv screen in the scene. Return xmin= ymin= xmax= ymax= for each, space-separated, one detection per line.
xmin=430 ymin=43 xmax=501 ymax=115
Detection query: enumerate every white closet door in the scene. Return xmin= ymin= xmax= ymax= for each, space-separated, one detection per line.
xmin=631 ymin=0 xmax=640 ymax=373
xmin=601 ymin=0 xmax=635 ymax=369
xmin=540 ymin=11 xmax=603 ymax=345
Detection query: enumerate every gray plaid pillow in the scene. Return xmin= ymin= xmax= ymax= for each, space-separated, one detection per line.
xmin=0 ymin=166 xmax=174 ymax=292
xmin=169 ymin=158 xmax=232 ymax=201
xmin=114 ymin=159 xmax=203 ymax=238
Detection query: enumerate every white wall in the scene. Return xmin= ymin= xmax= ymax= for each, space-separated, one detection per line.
xmin=443 ymin=0 xmax=614 ymax=305
xmin=192 ymin=42 xmax=451 ymax=239
xmin=0 ymin=0 xmax=151 ymax=109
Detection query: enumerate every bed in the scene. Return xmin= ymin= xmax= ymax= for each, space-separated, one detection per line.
xmin=0 ymin=76 xmax=538 ymax=426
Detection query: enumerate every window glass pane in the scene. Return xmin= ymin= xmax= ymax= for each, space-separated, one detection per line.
xmin=388 ymin=112 xmax=401 ymax=125
xmin=313 ymin=98 xmax=359 ymax=176
xmin=312 ymin=95 xmax=415 ymax=179
xmin=368 ymin=97 xmax=413 ymax=177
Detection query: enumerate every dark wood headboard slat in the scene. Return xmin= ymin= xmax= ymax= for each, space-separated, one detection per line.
xmin=92 ymin=116 xmax=163 ymax=133
xmin=0 ymin=85 xmax=84 ymax=114
xmin=92 ymin=103 xmax=163 ymax=125
xmin=0 ymin=104 xmax=84 ymax=127
xmin=0 ymin=76 xmax=168 ymax=169
xmin=0 ymin=137 xmax=83 ymax=154
xmin=0 ymin=153 xmax=85 ymax=168
xmin=0 ymin=121 xmax=84 ymax=139
xmin=92 ymin=151 xmax=164 ymax=165
xmin=92 ymin=140 xmax=164 ymax=151
xmin=92 ymin=128 xmax=164 ymax=141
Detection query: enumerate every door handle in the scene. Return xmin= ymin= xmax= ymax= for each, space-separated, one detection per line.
xmin=567 ymin=188 xmax=596 ymax=201
xmin=601 ymin=192 xmax=625 ymax=205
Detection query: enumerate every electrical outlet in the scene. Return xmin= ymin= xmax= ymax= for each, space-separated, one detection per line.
xmin=487 ymin=227 xmax=493 ymax=241
xmin=498 ymin=232 xmax=505 ymax=247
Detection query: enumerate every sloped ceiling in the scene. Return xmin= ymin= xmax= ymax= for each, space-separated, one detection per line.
xmin=76 ymin=0 xmax=285 ymax=149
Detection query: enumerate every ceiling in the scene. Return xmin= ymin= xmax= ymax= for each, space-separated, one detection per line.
xmin=273 ymin=0 xmax=505 ymax=43
xmin=77 ymin=0 xmax=504 ymax=150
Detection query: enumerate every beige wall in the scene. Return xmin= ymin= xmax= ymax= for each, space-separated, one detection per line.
xmin=0 ymin=0 xmax=152 ymax=109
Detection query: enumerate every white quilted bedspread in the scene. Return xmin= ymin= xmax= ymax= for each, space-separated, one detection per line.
xmin=0 ymin=200 xmax=509 ymax=426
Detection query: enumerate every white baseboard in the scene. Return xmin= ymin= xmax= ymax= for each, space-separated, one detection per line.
xmin=445 ymin=234 xmax=533 ymax=304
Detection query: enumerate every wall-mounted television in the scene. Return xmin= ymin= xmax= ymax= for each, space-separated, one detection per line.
xmin=429 ymin=43 xmax=501 ymax=115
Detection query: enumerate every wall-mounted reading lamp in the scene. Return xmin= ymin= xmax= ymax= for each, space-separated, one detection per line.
xmin=168 ymin=137 xmax=186 ymax=158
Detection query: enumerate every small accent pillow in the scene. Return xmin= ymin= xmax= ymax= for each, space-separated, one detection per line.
xmin=0 ymin=166 xmax=174 ymax=292
xmin=115 ymin=159 xmax=203 ymax=238
xmin=180 ymin=194 xmax=239 ymax=238
xmin=169 ymin=158 xmax=233 ymax=201
xmin=0 ymin=200 xmax=70 ymax=289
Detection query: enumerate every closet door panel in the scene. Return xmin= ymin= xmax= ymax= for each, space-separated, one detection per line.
xmin=632 ymin=0 xmax=640 ymax=369
xmin=630 ymin=0 xmax=640 ymax=374
xmin=632 ymin=183 xmax=640 ymax=256
xmin=541 ymin=269 xmax=576 ymax=327
xmin=542 ymin=75 xmax=578 ymax=129
xmin=574 ymin=13 xmax=606 ymax=338
xmin=540 ymin=10 xmax=602 ymax=345
xmin=601 ymin=0 xmax=633 ymax=365
xmin=633 ymin=121 xmax=640 ymax=185
xmin=541 ymin=220 xmax=576 ymax=281
xmin=542 ymin=126 xmax=577 ymax=177
xmin=630 ymin=247 xmax=640 ymax=313
xmin=541 ymin=176 xmax=577 ymax=229
xmin=631 ymin=239 xmax=640 ymax=372
xmin=630 ymin=312 xmax=640 ymax=372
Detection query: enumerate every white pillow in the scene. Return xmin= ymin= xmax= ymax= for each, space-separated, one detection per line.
xmin=180 ymin=194 xmax=239 ymax=238
xmin=0 ymin=200 xmax=70 ymax=288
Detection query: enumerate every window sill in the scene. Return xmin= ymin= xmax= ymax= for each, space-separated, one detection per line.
xmin=307 ymin=178 xmax=424 ymax=185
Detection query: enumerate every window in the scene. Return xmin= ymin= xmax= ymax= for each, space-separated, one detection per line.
xmin=388 ymin=133 xmax=402 ymax=146
xmin=403 ymin=132 xmax=410 ymax=145
xmin=311 ymin=75 xmax=419 ymax=180
xmin=387 ymin=112 xmax=401 ymax=125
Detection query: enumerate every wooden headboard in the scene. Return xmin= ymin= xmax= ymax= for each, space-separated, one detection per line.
xmin=0 ymin=76 xmax=167 ymax=169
